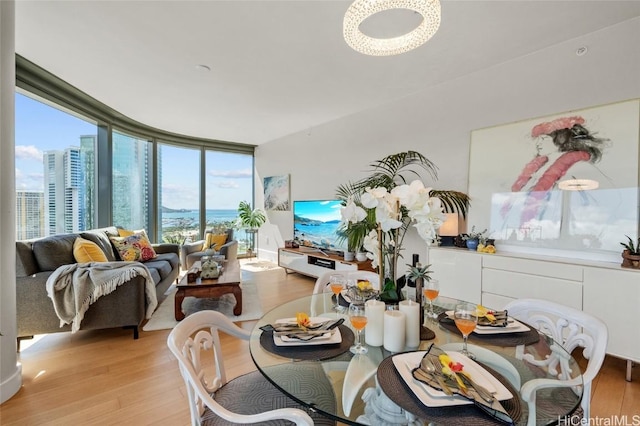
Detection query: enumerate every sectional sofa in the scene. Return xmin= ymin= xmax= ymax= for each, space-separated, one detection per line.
xmin=15 ymin=226 xmax=180 ymax=346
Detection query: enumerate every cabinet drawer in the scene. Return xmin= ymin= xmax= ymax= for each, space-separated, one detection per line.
xmin=482 ymin=256 xmax=583 ymax=281
xmin=482 ymin=269 xmax=582 ymax=310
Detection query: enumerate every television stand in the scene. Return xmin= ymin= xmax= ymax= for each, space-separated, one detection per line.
xmin=278 ymin=247 xmax=374 ymax=279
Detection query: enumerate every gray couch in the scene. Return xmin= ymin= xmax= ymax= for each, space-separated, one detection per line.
xmin=180 ymin=228 xmax=238 ymax=269
xmin=15 ymin=226 xmax=180 ymax=345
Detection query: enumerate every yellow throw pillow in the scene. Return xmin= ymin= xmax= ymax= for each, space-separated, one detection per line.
xmin=73 ymin=237 xmax=108 ymax=263
xmin=109 ymin=231 xmax=157 ymax=262
xmin=118 ymin=228 xmax=135 ymax=237
xmin=205 ymin=233 xmax=228 ymax=251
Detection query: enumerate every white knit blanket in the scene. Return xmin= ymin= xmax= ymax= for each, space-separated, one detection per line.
xmin=46 ymin=262 xmax=158 ymax=333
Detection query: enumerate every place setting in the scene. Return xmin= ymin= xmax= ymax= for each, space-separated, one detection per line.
xmin=259 ymin=312 xmax=355 ymax=360
xmin=377 ymin=343 xmax=524 ymax=424
xmin=437 ymin=303 xmax=540 ymax=347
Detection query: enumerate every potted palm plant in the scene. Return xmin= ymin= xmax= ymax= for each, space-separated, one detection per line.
xmin=336 ymin=151 xmax=470 ymax=302
xmin=235 ymin=201 xmax=267 ymax=257
xmin=620 ymin=235 xmax=640 ymax=269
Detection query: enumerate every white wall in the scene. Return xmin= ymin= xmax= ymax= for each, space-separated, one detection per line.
xmin=0 ymin=0 xmax=22 ymax=404
xmin=255 ymin=18 xmax=640 ymax=265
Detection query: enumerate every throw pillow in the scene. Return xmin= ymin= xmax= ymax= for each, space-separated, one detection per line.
xmin=73 ymin=237 xmax=109 ymax=263
xmin=109 ymin=231 xmax=157 ymax=262
xmin=118 ymin=228 xmax=136 ymax=237
xmin=205 ymin=233 xmax=228 ymax=251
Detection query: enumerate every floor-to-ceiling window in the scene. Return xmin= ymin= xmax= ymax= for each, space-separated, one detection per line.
xmin=15 ymin=92 xmax=97 ymax=239
xmin=158 ymin=143 xmax=200 ymax=244
xmin=205 ymin=150 xmax=253 ymax=255
xmin=112 ymin=131 xmax=152 ymax=233
xmin=15 ymin=55 xmax=256 ymax=243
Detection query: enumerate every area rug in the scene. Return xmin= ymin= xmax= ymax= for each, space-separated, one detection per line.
xmin=142 ymin=279 xmax=264 ymax=331
xmin=241 ymin=260 xmax=281 ymax=272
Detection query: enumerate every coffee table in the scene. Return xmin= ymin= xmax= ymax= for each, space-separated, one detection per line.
xmin=174 ymin=260 xmax=242 ymax=320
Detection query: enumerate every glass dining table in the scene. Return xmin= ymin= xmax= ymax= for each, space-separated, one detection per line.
xmin=249 ymin=292 xmax=583 ymax=425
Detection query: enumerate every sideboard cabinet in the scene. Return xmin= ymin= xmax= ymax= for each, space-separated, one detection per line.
xmin=427 ymin=246 xmax=638 ymax=380
xmin=278 ymin=247 xmax=373 ymax=279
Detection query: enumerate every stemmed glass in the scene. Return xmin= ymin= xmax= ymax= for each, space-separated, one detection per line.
xmin=328 ymin=274 xmax=346 ymax=312
xmin=454 ymin=302 xmax=478 ymax=359
xmin=423 ymin=279 xmax=440 ymax=319
xmin=348 ymin=303 xmax=368 ymax=354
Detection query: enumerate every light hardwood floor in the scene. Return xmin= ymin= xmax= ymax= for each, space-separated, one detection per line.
xmin=1 ymin=264 xmax=638 ymax=425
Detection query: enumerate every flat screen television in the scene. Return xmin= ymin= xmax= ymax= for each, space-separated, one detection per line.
xmin=293 ymin=199 xmax=346 ymax=252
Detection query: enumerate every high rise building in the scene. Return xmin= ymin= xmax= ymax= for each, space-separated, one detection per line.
xmin=44 ymin=147 xmax=84 ymax=235
xmin=16 ymin=191 xmax=44 ymax=239
xmin=80 ymin=135 xmax=96 ymax=230
xmin=112 ymin=132 xmax=150 ymax=231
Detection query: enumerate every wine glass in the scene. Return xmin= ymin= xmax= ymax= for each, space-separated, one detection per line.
xmin=328 ymin=274 xmax=346 ymax=312
xmin=423 ymin=279 xmax=440 ymax=319
xmin=349 ymin=303 xmax=368 ymax=354
xmin=454 ymin=302 xmax=478 ymax=359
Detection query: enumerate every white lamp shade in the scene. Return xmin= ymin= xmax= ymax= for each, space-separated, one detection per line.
xmin=438 ymin=213 xmax=459 ymax=236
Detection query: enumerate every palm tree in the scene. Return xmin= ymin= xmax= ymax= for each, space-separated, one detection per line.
xmin=235 ymin=201 xmax=267 ymax=256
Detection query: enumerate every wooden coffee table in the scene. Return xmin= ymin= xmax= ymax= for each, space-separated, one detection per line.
xmin=175 ymin=260 xmax=242 ymax=320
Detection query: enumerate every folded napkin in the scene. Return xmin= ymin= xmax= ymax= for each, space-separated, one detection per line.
xmin=477 ymin=310 xmax=508 ymax=327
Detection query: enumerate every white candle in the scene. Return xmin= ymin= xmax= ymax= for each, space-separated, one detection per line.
xmin=365 ymin=300 xmax=385 ymax=346
xmin=399 ymin=299 xmax=420 ymax=349
xmin=383 ymin=310 xmax=406 ymax=353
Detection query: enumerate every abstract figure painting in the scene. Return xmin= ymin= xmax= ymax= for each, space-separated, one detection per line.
xmin=264 ymin=175 xmax=290 ymax=211
xmin=468 ymin=99 xmax=640 ymax=262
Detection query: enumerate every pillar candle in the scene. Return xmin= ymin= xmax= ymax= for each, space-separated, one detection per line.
xmin=383 ymin=310 xmax=406 ymax=353
xmin=365 ymin=299 xmax=385 ymax=346
xmin=399 ymin=299 xmax=420 ymax=349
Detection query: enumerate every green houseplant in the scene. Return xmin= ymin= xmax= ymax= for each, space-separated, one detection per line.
xmin=620 ymin=235 xmax=640 ymax=269
xmin=235 ymin=201 xmax=267 ymax=257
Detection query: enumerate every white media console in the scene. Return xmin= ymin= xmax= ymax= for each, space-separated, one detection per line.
xmin=278 ymin=247 xmax=374 ymax=279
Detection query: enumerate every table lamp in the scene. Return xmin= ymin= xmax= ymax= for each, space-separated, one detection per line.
xmin=438 ymin=213 xmax=459 ymax=246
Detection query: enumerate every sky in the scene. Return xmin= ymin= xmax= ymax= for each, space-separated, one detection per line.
xmin=15 ymin=92 xmax=253 ymax=210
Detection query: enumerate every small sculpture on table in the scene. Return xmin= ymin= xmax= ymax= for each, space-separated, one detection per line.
xmin=200 ymin=256 xmax=220 ymax=279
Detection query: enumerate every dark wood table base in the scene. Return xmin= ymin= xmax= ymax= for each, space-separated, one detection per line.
xmin=174 ymin=260 xmax=242 ymax=320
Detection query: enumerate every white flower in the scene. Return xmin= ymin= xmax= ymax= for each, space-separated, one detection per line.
xmin=362 ymin=230 xmax=380 ymax=268
xmin=341 ymin=198 xmax=367 ymax=224
xmin=361 ymin=187 xmax=388 ymax=209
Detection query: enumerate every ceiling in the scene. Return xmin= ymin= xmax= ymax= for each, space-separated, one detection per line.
xmin=14 ymin=1 xmax=640 ymax=146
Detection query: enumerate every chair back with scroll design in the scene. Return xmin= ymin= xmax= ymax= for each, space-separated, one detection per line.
xmin=311 ymin=270 xmax=380 ymax=316
xmin=504 ymin=298 xmax=607 ymax=424
xmin=167 ymin=310 xmax=314 ymax=426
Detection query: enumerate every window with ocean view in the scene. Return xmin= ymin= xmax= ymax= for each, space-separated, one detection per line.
xmin=158 ymin=144 xmax=200 ymax=244
xmin=206 ymin=151 xmax=253 ymax=255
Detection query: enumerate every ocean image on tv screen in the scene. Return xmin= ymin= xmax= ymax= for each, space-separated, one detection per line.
xmin=293 ymin=200 xmax=346 ymax=251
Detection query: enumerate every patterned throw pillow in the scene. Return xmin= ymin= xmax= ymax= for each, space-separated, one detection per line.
xmin=73 ymin=237 xmax=108 ymax=263
xmin=109 ymin=231 xmax=157 ymax=262
xmin=205 ymin=233 xmax=228 ymax=251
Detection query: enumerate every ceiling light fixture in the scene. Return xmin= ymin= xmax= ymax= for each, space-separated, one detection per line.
xmin=558 ymin=179 xmax=599 ymax=191
xmin=343 ymin=0 xmax=441 ymax=56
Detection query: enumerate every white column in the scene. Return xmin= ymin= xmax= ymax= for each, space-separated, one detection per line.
xmin=0 ymin=0 xmax=22 ymax=404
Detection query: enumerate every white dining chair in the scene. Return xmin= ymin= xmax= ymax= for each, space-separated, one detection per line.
xmin=167 ymin=310 xmax=316 ymax=425
xmin=310 ymin=270 xmax=380 ymax=316
xmin=504 ymin=298 xmax=608 ymax=425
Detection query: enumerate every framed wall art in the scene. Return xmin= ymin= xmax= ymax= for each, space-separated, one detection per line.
xmin=468 ymin=99 xmax=640 ymax=262
xmin=264 ymin=174 xmax=290 ymax=211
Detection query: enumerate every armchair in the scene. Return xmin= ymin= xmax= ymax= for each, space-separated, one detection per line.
xmin=181 ymin=228 xmax=238 ymax=269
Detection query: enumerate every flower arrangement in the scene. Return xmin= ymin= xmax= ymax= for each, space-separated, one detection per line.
xmin=337 ymin=151 xmax=469 ymax=302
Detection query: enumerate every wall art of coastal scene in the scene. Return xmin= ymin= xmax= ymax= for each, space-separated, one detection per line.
xmin=468 ymin=99 xmax=640 ymax=262
xmin=264 ymin=175 xmax=290 ymax=211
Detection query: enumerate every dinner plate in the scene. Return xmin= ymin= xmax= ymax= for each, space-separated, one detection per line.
xmin=392 ymin=351 xmax=513 ymax=407
xmin=444 ymin=311 xmax=529 ymax=335
xmin=272 ymin=317 xmax=342 ymax=346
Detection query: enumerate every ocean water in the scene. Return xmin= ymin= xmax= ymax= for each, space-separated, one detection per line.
xmin=294 ymin=221 xmax=346 ymax=250
xmin=162 ymin=209 xmax=238 ymax=229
